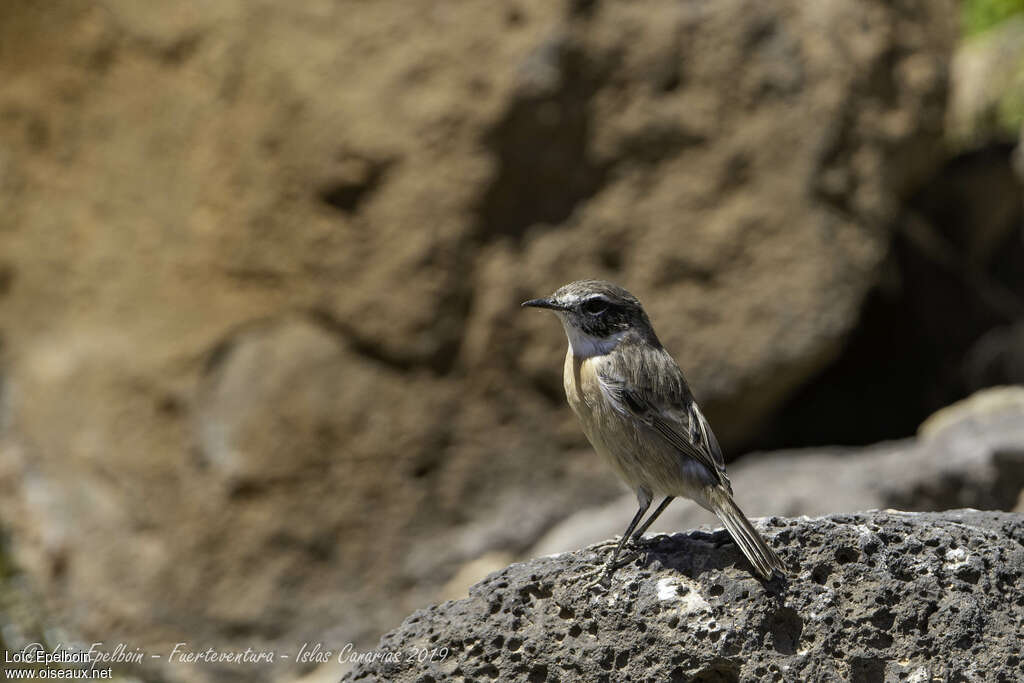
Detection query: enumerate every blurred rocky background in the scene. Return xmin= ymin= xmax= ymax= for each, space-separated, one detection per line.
xmin=0 ymin=0 xmax=1021 ymax=681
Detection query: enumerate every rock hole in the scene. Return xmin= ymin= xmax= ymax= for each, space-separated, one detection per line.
xmin=528 ymin=664 xmax=548 ymax=683
xmin=769 ymin=606 xmax=803 ymax=655
xmin=476 ymin=663 xmax=499 ymax=679
xmin=519 ymin=584 xmax=553 ymax=601
xmin=849 ymin=656 xmax=885 ymax=683
xmin=835 ymin=546 xmax=859 ymax=564
xmin=688 ymin=658 xmax=740 ymax=683
xmin=811 ymin=563 xmax=832 ymax=585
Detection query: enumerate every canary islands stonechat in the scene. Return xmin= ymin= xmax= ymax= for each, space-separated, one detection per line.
xmin=523 ymin=280 xmax=786 ymax=582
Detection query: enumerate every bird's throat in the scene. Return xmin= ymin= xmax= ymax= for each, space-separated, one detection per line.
xmin=559 ymin=319 xmax=626 ymax=359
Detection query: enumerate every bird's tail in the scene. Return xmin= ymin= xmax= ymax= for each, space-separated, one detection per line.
xmin=707 ymin=488 xmax=787 ymax=580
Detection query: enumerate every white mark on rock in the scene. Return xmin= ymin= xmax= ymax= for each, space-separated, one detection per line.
xmin=854 ymin=524 xmax=875 ymax=539
xmin=655 ymin=577 xmax=710 ymax=614
xmin=681 ymin=589 xmax=711 ymax=614
xmin=944 ymin=547 xmax=969 ymax=568
xmin=904 ymin=666 xmax=931 ymax=683
xmin=657 ymin=578 xmax=678 ymax=600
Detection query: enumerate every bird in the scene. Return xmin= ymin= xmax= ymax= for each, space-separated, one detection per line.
xmin=522 ymin=279 xmax=786 ymax=583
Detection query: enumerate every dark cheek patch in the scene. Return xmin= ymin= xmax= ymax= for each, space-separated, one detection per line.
xmin=579 ymin=310 xmax=630 ymax=337
xmin=605 ymin=311 xmax=630 ymax=333
xmin=580 ymin=317 xmax=610 ymax=337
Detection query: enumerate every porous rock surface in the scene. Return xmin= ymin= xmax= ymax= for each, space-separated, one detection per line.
xmin=348 ymin=510 xmax=1024 ymax=682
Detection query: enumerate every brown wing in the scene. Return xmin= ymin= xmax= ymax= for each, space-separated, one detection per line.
xmin=597 ymin=347 xmax=728 ymax=488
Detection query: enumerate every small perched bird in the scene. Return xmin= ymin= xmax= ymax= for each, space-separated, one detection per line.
xmin=523 ymin=280 xmax=786 ymax=582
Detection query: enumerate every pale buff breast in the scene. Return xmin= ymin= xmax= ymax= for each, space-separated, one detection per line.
xmin=562 ymin=349 xmax=714 ymax=502
xmin=563 ymin=351 xmax=609 ymax=446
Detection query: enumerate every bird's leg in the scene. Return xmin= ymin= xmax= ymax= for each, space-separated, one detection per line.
xmin=606 ymin=500 xmax=649 ymax=571
xmin=574 ymin=503 xmax=651 ymax=589
xmin=599 ymin=496 xmax=676 ymax=581
xmin=575 ymin=493 xmax=667 ymax=590
xmin=630 ymin=496 xmax=675 ymax=545
xmin=578 ymin=499 xmax=650 ymax=589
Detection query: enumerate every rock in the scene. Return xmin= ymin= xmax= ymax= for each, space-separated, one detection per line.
xmin=439 ymin=551 xmax=516 ymax=604
xmin=0 ymin=0 xmax=957 ymax=672
xmin=918 ymin=384 xmax=1024 ymax=439
xmin=530 ymin=387 xmax=1024 ymax=557
xmin=346 ymin=510 xmax=1024 ymax=682
xmin=963 ymin=324 xmax=1024 ymax=391
xmin=947 ymin=15 xmax=1024 ymax=153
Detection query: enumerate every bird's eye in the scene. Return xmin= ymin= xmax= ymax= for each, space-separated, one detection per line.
xmin=581 ymin=298 xmax=608 ymax=315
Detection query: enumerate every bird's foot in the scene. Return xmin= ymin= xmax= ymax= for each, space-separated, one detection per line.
xmin=574 ymin=565 xmax=610 ymax=591
xmin=573 ymin=550 xmax=641 ymax=592
xmin=632 ymin=534 xmax=663 ymax=564
xmin=629 ymin=532 xmax=652 ymax=552
xmin=609 ymin=550 xmax=641 ymax=573
xmin=590 ymin=534 xmax=647 ymax=557
xmin=588 ymin=537 xmax=621 ymax=553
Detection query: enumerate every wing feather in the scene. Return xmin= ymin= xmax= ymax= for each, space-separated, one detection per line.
xmin=596 ymin=353 xmax=727 ymax=487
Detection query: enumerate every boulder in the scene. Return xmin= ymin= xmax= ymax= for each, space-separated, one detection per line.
xmin=347 ymin=510 xmax=1024 ymax=682
xmin=947 ymin=15 xmax=1024 ymax=152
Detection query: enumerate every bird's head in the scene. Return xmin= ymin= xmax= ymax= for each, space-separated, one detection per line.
xmin=522 ymin=280 xmax=658 ymax=357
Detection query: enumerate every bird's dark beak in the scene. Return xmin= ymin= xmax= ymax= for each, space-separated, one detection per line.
xmin=521 ymin=297 xmax=561 ymax=310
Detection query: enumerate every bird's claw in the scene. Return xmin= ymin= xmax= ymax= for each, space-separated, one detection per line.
xmin=589 ymin=538 xmax=621 ymax=553
xmin=590 ymin=534 xmax=647 ymax=556
xmin=573 ymin=549 xmax=642 ymax=592
xmin=573 ymin=534 xmax=656 ymax=591
xmin=570 ymin=564 xmax=608 ymax=590
xmin=611 ymin=550 xmax=641 ymax=572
